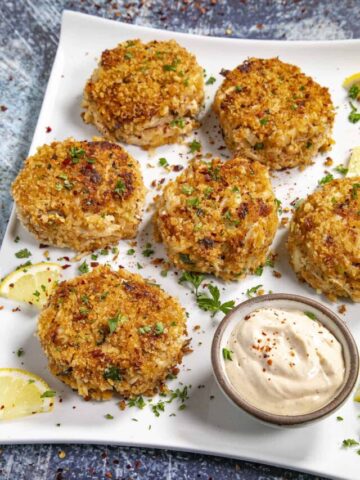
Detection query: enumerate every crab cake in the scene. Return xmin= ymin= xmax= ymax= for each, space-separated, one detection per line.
xmin=213 ymin=58 xmax=335 ymax=170
xmin=154 ymin=157 xmax=278 ymax=280
xmin=38 ymin=265 xmax=187 ymax=400
xmin=12 ymin=139 xmax=146 ymax=252
xmin=82 ymin=39 xmax=204 ymax=148
xmin=288 ymin=177 xmax=360 ymax=301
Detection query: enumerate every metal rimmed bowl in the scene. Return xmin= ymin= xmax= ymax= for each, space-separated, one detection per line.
xmin=211 ymin=293 xmax=359 ymax=427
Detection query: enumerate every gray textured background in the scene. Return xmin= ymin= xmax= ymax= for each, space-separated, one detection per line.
xmin=1 ymin=1 xmax=360 ymax=479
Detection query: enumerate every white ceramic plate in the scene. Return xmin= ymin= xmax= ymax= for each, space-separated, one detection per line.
xmin=1 ymin=10 xmax=359 ymax=480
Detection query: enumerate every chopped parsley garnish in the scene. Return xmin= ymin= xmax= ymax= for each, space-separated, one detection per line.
xmin=182 ymin=185 xmax=194 ymax=195
xmin=352 ymin=183 xmax=360 ymax=199
xmin=179 ymin=271 xmax=205 ymax=296
xmin=306 ymin=141 xmax=313 ymax=149
xmin=254 ymin=265 xmax=263 ymax=276
xmin=349 ymin=84 xmax=360 ymax=100
xmin=79 ymin=307 xmax=89 ymax=316
xmin=187 ymin=197 xmax=200 ymax=208
xmin=142 ymin=243 xmax=154 ymax=257
xmin=137 ymin=262 xmax=143 ymax=269
xmin=206 ymin=76 xmax=216 ymax=85
xmin=15 ymin=248 xmax=31 ymax=259
xmin=275 ymin=198 xmax=282 ymax=215
xmin=69 ymin=147 xmax=85 ymax=162
xmin=17 ymin=348 xmax=24 ymax=357
xmin=40 ymin=390 xmax=56 ymax=398
xmin=138 ymin=325 xmax=152 ymax=335
xmin=91 ymin=253 xmax=98 ymax=260
xmin=124 ymin=51 xmax=133 ymax=60
xmin=189 ymin=140 xmax=201 ymax=153
xmin=160 ymin=269 xmax=168 ymax=277
xmin=154 ymin=322 xmax=164 ymax=335
xmin=318 ymin=173 xmax=334 ymax=185
xmin=259 ymin=117 xmax=269 ymax=126
xmin=254 ymin=142 xmax=264 ymax=150
xmin=33 ymin=290 xmax=40 ymax=299
xmin=100 ymin=248 xmax=109 ymax=255
xmin=235 ymin=85 xmax=243 ymax=92
xmin=222 ymin=348 xmax=233 ymax=361
xmin=208 ymin=165 xmax=221 ymax=180
xmin=114 ymin=179 xmax=126 ymax=195
xmin=179 ymin=253 xmax=194 ymax=264
xmin=78 ymin=261 xmax=89 ymax=274
xmin=333 ymin=165 xmax=348 ymax=176
xmin=342 ymin=438 xmax=359 ymax=448
xmin=103 ymin=366 xmax=122 ymax=381
xmin=348 ymin=102 xmax=360 ymax=123
xmin=127 ymin=248 xmax=135 ymax=255
xmin=152 ymin=401 xmax=165 ymax=417
xmin=14 ymin=236 xmax=20 ymax=243
xmin=105 ymin=413 xmax=114 ymax=419
xmin=108 ymin=311 xmax=127 ymax=334
xmin=159 ymin=157 xmax=168 ymax=167
xmin=170 ymin=118 xmax=185 ymax=128
xmin=246 ymin=284 xmax=263 ymax=298
xmin=336 ymin=416 xmax=344 ymax=421
xmin=304 ymin=311 xmax=317 ymax=320
xmin=128 ymin=396 xmax=146 ymax=409
xmin=204 ymin=186 xmax=213 ymax=197
xmin=197 ymin=284 xmax=235 ymax=317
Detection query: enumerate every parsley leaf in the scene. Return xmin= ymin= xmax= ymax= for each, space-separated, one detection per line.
xmin=197 ymin=284 xmax=235 ymax=317
xmin=103 ymin=366 xmax=122 ymax=381
xmin=40 ymin=390 xmax=56 ymax=398
xmin=246 ymin=284 xmax=263 ymax=298
xmin=78 ymin=261 xmax=89 ymax=274
xmin=318 ymin=173 xmax=334 ymax=185
xmin=188 ymin=140 xmax=201 ymax=153
xmin=179 ymin=272 xmax=205 ymax=296
xmin=304 ymin=311 xmax=317 ymax=320
xmin=349 ymin=102 xmax=360 ymax=123
xmin=349 ymin=85 xmax=360 ymax=100
xmin=206 ymin=76 xmax=216 ymax=85
xmin=334 ymin=165 xmax=348 ymax=176
xmin=114 ymin=179 xmax=126 ymax=195
xmin=108 ymin=312 xmax=127 ymax=334
xmin=15 ymin=248 xmax=31 ymax=259
xmin=343 ymin=438 xmax=359 ymax=448
xmin=159 ymin=157 xmax=168 ymax=167
xmin=222 ymin=348 xmax=233 ymax=361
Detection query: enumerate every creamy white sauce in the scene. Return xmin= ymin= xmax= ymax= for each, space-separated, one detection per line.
xmin=225 ymin=307 xmax=345 ymax=416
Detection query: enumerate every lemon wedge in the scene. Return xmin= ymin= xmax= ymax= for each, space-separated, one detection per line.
xmin=0 ymin=368 xmax=55 ymax=420
xmin=347 ymin=147 xmax=360 ymax=178
xmin=0 ymin=262 xmax=61 ymax=307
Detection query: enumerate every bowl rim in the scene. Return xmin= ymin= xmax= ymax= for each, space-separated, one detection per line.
xmin=211 ymin=293 xmax=359 ymax=426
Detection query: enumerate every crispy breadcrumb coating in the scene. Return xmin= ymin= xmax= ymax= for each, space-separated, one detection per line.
xmin=288 ymin=177 xmax=360 ymax=301
xmin=154 ymin=157 xmax=278 ymax=280
xmin=38 ymin=265 xmax=188 ymax=400
xmin=213 ymin=58 xmax=335 ymax=170
xmin=82 ymin=39 xmax=204 ymax=148
xmin=12 ymin=139 xmax=146 ymax=252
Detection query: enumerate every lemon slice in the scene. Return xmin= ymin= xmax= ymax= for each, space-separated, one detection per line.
xmin=0 ymin=368 xmax=55 ymax=420
xmin=347 ymin=147 xmax=360 ymax=178
xmin=343 ymin=73 xmax=360 ymax=89
xmin=0 ymin=262 xmax=62 ymax=307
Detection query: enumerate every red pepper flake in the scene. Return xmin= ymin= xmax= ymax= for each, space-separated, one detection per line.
xmin=0 ymin=306 xmax=3 ymax=310
xmin=39 ymin=243 xmax=49 ymax=249
xmin=12 ymin=307 xmax=21 ymax=312
xmin=91 ymin=262 xmax=99 ymax=267
xmin=61 ymin=264 xmax=71 ymax=270
xmin=273 ymin=270 xmax=282 ymax=278
xmin=267 ymin=359 xmax=272 ymax=366
xmin=172 ymin=165 xmax=184 ymax=172
xmin=46 ymin=126 xmax=52 ymax=133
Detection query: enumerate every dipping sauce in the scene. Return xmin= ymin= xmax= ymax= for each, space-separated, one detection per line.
xmin=224 ymin=307 xmax=345 ymax=416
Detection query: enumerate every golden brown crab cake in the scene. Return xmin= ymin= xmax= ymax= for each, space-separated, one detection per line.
xmin=82 ymin=39 xmax=204 ymax=148
xmin=38 ymin=265 xmax=188 ymax=400
xmin=12 ymin=139 xmax=146 ymax=252
xmin=213 ymin=58 xmax=335 ymax=170
xmin=154 ymin=157 xmax=278 ymax=280
xmin=288 ymin=177 xmax=360 ymax=301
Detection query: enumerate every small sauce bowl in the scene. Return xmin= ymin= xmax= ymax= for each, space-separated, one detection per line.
xmin=211 ymin=293 xmax=359 ymax=427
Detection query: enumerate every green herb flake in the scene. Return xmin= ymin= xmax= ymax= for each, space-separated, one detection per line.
xmin=137 ymin=262 xmax=143 ymax=269
xmin=304 ymin=311 xmax=317 ymax=320
xmin=187 ymin=197 xmax=200 ymax=208
xmin=41 ymin=390 xmax=56 ymax=398
xmin=275 ymin=198 xmax=282 ymax=215
xmin=349 ymin=85 xmax=360 ymax=100
xmin=334 ymin=165 xmax=349 ymax=176
xmin=155 ymin=322 xmax=165 ymax=335
xmin=170 ymin=118 xmax=185 ymax=129
xmin=108 ymin=312 xmax=127 ymax=334
xmin=352 ymin=183 xmax=360 ymax=199
xmin=246 ymin=284 xmax=263 ymax=298
xmin=349 ymin=102 xmax=360 ymax=123
xmin=100 ymin=249 xmax=109 ymax=256
xmin=179 ymin=271 xmax=205 ymax=296
xmin=235 ymin=85 xmax=243 ymax=92
xmin=336 ymin=416 xmax=344 ymax=421
xmin=189 ymin=140 xmax=201 ymax=153
xmin=318 ymin=173 xmax=334 ymax=185
xmin=179 ymin=253 xmax=194 ymax=265
xmin=342 ymin=438 xmax=359 ymax=448
xmin=69 ymin=147 xmax=85 ymax=161
xmin=124 ymin=51 xmax=133 ymax=60
xmin=254 ymin=142 xmax=264 ymax=150
xmin=138 ymin=325 xmax=152 ymax=335
xmin=222 ymin=348 xmax=233 ymax=361
xmin=206 ymin=76 xmax=216 ymax=85
xmin=114 ymin=179 xmax=127 ymax=195
xmin=142 ymin=243 xmax=154 ymax=257
xmin=105 ymin=413 xmax=114 ymax=420
xmin=160 ymin=269 xmax=168 ymax=277
xmin=103 ymin=366 xmax=122 ymax=381
xmin=91 ymin=253 xmax=98 ymax=260
xmin=78 ymin=261 xmax=89 ymax=274
xmin=14 ymin=236 xmax=20 ymax=243
xmin=259 ymin=117 xmax=269 ymax=126
xmin=127 ymin=248 xmax=135 ymax=255
xmin=17 ymin=348 xmax=24 ymax=357
xmin=159 ymin=157 xmax=168 ymax=167
xmin=254 ymin=265 xmax=263 ymax=276
xmin=15 ymin=248 xmax=31 ymax=259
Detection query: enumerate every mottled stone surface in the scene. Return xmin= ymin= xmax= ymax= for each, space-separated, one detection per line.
xmin=1 ymin=1 xmax=359 ymax=478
